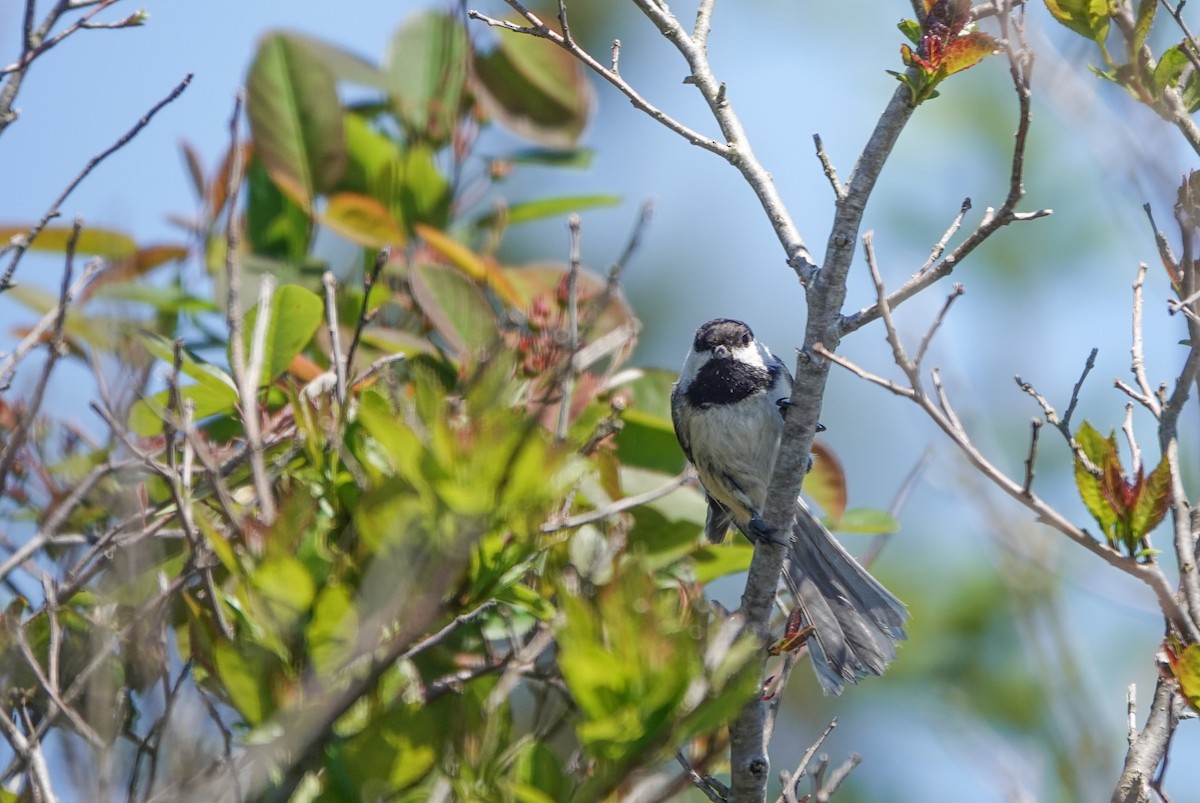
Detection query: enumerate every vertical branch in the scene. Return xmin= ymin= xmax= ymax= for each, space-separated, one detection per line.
xmin=323 ymin=271 xmax=347 ymax=406
xmin=244 ymin=276 xmax=277 ymax=523
xmin=557 ymin=214 xmax=582 ymax=440
xmin=729 ymin=77 xmax=918 ymax=803
xmin=1112 ymin=679 xmax=1185 ymax=803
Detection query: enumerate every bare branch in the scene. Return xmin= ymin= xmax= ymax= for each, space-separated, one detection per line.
xmin=0 ymin=73 xmax=192 ymax=292
xmin=323 ymin=271 xmax=347 ymax=406
xmin=842 ymin=9 xmax=1049 ymax=334
xmin=1113 ymin=678 xmax=1188 ymax=803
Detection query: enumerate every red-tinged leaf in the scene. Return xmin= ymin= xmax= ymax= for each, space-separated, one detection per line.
xmin=209 ymin=142 xmax=253 ymax=223
xmin=501 ymin=261 xmax=635 ymax=344
xmin=1130 ymin=454 xmax=1172 ymax=540
xmin=321 ymin=192 xmax=406 ymax=248
xmin=0 ymin=225 xmax=136 ymax=259
xmin=924 ymin=0 xmax=972 ymax=36
xmin=805 ymin=441 xmax=847 ymax=525
xmin=940 ymin=31 xmax=999 ymax=76
xmin=409 ymin=263 xmax=498 ymax=358
xmin=1100 ymin=451 xmax=1130 ymax=518
xmin=82 ymin=245 xmax=190 ymax=300
xmin=246 ymin=32 xmax=346 ymax=207
xmin=472 ymin=20 xmax=594 ymax=149
xmin=414 ymin=223 xmax=521 ymax=306
xmin=386 ymin=12 xmax=469 ymax=143
xmin=180 ymin=139 xmax=207 ymax=201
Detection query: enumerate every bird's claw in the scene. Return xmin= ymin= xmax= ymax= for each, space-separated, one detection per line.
xmin=748 ymin=515 xmax=789 ymax=547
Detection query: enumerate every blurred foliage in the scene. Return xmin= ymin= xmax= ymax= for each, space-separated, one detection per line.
xmin=0 ymin=8 xmax=824 ymax=801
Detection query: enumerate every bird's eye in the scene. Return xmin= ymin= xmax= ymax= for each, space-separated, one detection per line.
xmin=741 ymin=332 xmax=751 ymax=345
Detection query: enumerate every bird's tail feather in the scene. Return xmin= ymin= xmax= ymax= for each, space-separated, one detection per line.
xmin=783 ymin=500 xmax=907 ymax=695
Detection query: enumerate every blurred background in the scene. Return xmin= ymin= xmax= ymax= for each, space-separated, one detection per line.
xmin=2 ymin=1 xmax=1197 ymax=800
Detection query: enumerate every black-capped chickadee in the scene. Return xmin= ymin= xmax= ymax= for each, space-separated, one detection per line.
xmin=670 ymin=318 xmax=907 ymax=694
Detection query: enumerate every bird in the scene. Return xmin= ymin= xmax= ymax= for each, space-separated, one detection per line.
xmin=670 ymin=317 xmax=907 ymax=694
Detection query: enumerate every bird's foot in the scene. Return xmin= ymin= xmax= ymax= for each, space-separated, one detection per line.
xmin=747 ymin=515 xmax=789 ymax=547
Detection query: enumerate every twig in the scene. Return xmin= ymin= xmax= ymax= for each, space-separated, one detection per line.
xmin=469 ymin=0 xmax=815 ymax=276
xmin=842 ymin=8 xmax=1049 ymax=334
xmin=675 ymin=751 xmax=725 ymax=803
xmin=556 ymin=215 xmax=582 ymax=440
xmin=345 ymin=246 xmax=389 ymax=377
xmin=913 ymin=283 xmax=965 ymax=368
xmin=921 ymin=198 xmax=973 ymax=273
xmin=812 ymin=134 xmax=844 ymax=199
xmin=243 ymin=276 xmax=277 ymax=523
xmin=1021 ymin=417 xmax=1042 ymax=496
xmin=777 ymin=718 xmax=838 ymax=803
xmin=1129 ymin=263 xmax=1162 ymax=416
xmin=1113 ymin=678 xmax=1186 ymax=803
xmin=0 ymin=73 xmax=192 ymax=292
xmin=822 ymin=345 xmax=1198 ymax=642
xmin=323 ymin=272 xmax=347 ymax=405
xmin=0 ymin=252 xmax=102 ymax=392
xmin=0 ymin=223 xmax=87 ymax=498
xmin=542 ymin=473 xmax=690 ymax=533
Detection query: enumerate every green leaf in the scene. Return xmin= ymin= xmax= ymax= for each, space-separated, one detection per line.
xmin=1074 ymin=421 xmax=1120 ymax=542
xmin=250 ymin=555 xmax=317 ymax=635
xmin=615 ymin=408 xmax=686 ymax=475
xmin=1183 ymin=69 xmax=1200 ymax=113
xmin=240 ymin=284 xmax=323 ymax=385
xmin=306 ymin=582 xmax=358 ymax=677
xmin=128 ymin=382 xmax=239 ymax=437
xmin=281 ymin=31 xmax=388 ymax=91
xmin=212 ymin=640 xmax=281 ymax=726
xmin=245 ymin=155 xmax=312 ymax=261
xmin=341 ymin=704 xmax=438 ymax=790
xmin=472 ymin=22 xmax=594 ymax=149
xmin=337 ymin=111 xmax=402 ymax=198
xmin=128 ymin=332 xmax=239 ymax=436
xmin=897 ymin=18 xmax=923 ymax=47
xmin=1151 ymin=45 xmax=1190 ymax=97
xmin=246 ymin=31 xmax=347 ymax=205
xmin=508 ymin=147 xmax=595 ymax=169
xmin=831 ymin=507 xmax=899 ymax=535
xmin=691 ymin=542 xmax=755 ymax=584
xmin=0 ymin=225 xmax=137 ymax=258
xmin=1043 ymin=0 xmax=1110 ymax=44
xmin=397 ymin=143 xmax=451 ymax=231
xmin=386 ymin=11 xmax=469 ymax=143
xmin=90 ymin=283 xmax=219 ymax=315
xmin=474 ymin=193 xmax=621 ymax=230
xmin=409 ymin=263 xmax=498 ymax=357
xmin=1132 ymin=0 xmax=1156 ymax=55
xmin=1178 ymin=644 xmax=1200 ymax=713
